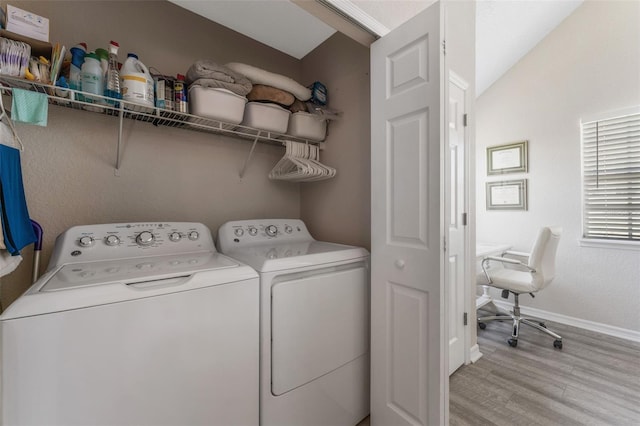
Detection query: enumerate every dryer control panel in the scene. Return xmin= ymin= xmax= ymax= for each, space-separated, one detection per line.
xmin=48 ymin=222 xmax=215 ymax=268
xmin=217 ymin=219 xmax=313 ymax=253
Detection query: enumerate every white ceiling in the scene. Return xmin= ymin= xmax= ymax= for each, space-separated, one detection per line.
xmin=170 ymin=0 xmax=583 ymax=96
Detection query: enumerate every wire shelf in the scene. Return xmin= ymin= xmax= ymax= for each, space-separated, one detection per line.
xmin=0 ymin=75 xmax=323 ymax=147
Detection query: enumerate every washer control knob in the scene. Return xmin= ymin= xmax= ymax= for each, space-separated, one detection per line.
xmin=104 ymin=235 xmax=120 ymax=246
xmin=79 ymin=236 xmax=94 ymax=247
xmin=265 ymin=225 xmax=278 ymax=237
xmin=248 ymin=227 xmax=258 ymax=236
xmin=188 ymin=231 xmax=199 ymax=241
xmin=284 ymin=225 xmax=293 ymax=234
xmin=169 ymin=232 xmax=182 ymax=242
xmin=136 ymin=231 xmax=155 ymax=246
xmin=234 ymin=228 xmax=244 ymax=237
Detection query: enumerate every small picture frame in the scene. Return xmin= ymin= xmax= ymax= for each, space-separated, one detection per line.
xmin=486 ymin=179 xmax=528 ymax=210
xmin=487 ymin=141 xmax=528 ymax=175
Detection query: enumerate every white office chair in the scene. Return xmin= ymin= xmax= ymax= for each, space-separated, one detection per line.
xmin=477 ymin=227 xmax=563 ymax=349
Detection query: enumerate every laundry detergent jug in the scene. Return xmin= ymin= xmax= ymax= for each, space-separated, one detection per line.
xmin=120 ymin=53 xmax=154 ymax=112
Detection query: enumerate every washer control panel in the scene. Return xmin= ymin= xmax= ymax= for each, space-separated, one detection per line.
xmin=49 ymin=222 xmax=214 ymax=268
xmin=217 ymin=219 xmax=313 ymax=253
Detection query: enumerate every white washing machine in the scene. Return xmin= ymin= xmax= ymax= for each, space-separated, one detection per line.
xmin=217 ymin=219 xmax=370 ymax=426
xmin=0 ymin=222 xmax=259 ymax=426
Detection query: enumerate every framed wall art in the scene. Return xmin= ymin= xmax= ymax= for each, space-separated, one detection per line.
xmin=486 ymin=140 xmax=528 ymax=175
xmin=486 ymin=179 xmax=528 ymax=210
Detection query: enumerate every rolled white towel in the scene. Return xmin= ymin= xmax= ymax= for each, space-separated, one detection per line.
xmin=226 ymin=62 xmax=311 ymax=101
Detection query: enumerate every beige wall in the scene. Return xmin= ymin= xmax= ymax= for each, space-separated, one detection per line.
xmin=0 ymin=1 xmax=308 ymax=307
xmin=300 ymin=33 xmax=371 ymax=249
xmin=476 ymin=0 xmax=640 ymax=332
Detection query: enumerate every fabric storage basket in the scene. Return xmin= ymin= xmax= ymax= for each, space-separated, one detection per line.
xmin=242 ymin=102 xmax=290 ymax=133
xmin=189 ymin=86 xmax=247 ymax=124
xmin=287 ymin=112 xmax=327 ymax=141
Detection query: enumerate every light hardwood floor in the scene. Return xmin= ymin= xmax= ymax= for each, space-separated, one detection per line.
xmin=450 ymin=318 xmax=640 ymax=425
xmin=358 ymin=318 xmax=639 ymax=425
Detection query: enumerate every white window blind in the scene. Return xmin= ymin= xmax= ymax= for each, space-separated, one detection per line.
xmin=581 ymin=109 xmax=640 ymax=241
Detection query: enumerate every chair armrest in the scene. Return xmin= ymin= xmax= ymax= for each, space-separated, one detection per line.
xmin=483 ymin=255 xmax=522 ymax=265
xmin=481 ymin=255 xmax=536 ymax=283
xmin=503 ymin=250 xmax=530 ymax=258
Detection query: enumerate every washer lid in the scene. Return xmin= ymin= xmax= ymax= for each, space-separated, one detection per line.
xmin=38 ymin=252 xmax=239 ymax=292
xmin=0 ymin=252 xmax=258 ymax=320
xmin=224 ymin=241 xmax=369 ymax=272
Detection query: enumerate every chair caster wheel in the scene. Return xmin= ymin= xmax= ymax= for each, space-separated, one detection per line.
xmin=553 ymin=339 xmax=563 ymax=349
xmin=508 ymin=339 xmax=517 ymax=347
xmin=478 ymin=322 xmax=486 ymax=330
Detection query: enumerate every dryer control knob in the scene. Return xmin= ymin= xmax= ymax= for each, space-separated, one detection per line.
xmin=136 ymin=231 xmax=155 ymax=246
xmin=169 ymin=232 xmax=182 ymax=242
xmin=79 ymin=236 xmax=94 ymax=247
xmin=284 ymin=225 xmax=293 ymax=234
xmin=248 ymin=227 xmax=258 ymax=236
xmin=234 ymin=228 xmax=244 ymax=237
xmin=265 ymin=225 xmax=277 ymax=237
xmin=105 ymin=235 xmax=120 ymax=246
xmin=188 ymin=231 xmax=199 ymax=241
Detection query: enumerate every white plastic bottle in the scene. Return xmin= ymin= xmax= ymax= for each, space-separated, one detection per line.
xmin=120 ymin=53 xmax=154 ymax=112
xmin=80 ymin=52 xmax=104 ymax=110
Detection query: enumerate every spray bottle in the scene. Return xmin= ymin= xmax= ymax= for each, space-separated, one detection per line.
xmin=105 ymin=41 xmax=121 ymax=102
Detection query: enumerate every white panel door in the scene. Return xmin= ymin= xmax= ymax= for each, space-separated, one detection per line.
xmin=446 ymin=71 xmax=469 ymax=375
xmin=370 ymin=3 xmax=446 ymax=425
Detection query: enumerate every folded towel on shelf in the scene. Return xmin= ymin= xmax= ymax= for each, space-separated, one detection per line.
xmin=186 ymin=60 xmax=252 ymax=96
xmin=0 ymin=144 xmax=36 ymax=255
xmin=226 ymin=62 xmax=311 ymax=101
xmin=11 ymin=88 xmax=48 ymax=127
xmin=289 ymin=99 xmax=308 ymax=113
xmin=247 ymin=84 xmax=295 ymax=107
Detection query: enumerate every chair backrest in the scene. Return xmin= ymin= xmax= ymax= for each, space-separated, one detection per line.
xmin=528 ymin=227 xmax=562 ymax=290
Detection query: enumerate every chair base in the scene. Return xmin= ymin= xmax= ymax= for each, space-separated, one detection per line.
xmin=478 ymin=299 xmax=563 ymax=349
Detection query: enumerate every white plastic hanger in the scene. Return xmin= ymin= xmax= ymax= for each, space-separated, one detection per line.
xmin=0 ymin=89 xmax=24 ymax=151
xmin=269 ymin=141 xmax=335 ymax=182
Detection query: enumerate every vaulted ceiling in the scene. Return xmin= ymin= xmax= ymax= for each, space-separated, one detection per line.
xmin=169 ymin=0 xmax=583 ymax=96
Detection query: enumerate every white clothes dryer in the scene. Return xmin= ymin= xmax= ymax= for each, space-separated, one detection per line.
xmin=217 ymin=219 xmax=370 ymax=426
xmin=0 ymin=222 xmax=259 ymax=426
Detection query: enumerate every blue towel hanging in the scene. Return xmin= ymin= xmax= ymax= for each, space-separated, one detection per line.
xmin=0 ymin=144 xmax=36 ymax=255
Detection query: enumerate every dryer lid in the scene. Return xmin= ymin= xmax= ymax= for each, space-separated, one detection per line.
xmin=224 ymin=241 xmax=369 ymax=272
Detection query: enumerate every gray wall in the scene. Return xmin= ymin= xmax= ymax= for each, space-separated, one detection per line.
xmin=476 ymin=0 xmax=640 ymax=333
xmin=300 ymin=32 xmax=371 ymax=249
xmin=0 ymin=1 xmax=372 ymax=310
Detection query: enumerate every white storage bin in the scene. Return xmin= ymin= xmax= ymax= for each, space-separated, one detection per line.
xmin=188 ymin=86 xmax=247 ymax=124
xmin=287 ymin=112 xmax=327 ymax=141
xmin=242 ymin=102 xmax=291 ymax=134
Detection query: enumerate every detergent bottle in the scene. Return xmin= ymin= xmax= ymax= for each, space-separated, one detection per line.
xmin=80 ymin=52 xmax=104 ymax=111
xmin=120 ymin=53 xmax=154 ymax=112
xmin=68 ymin=42 xmax=87 ymax=93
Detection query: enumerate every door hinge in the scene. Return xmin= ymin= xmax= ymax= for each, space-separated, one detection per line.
xmin=462 ymin=212 xmax=468 ymax=226
xmin=463 ymin=113 xmax=468 ymax=127
xmin=443 ymin=236 xmax=447 ymax=252
xmin=463 ymin=312 xmax=468 ymax=326
xmin=442 ymin=40 xmax=446 ymax=55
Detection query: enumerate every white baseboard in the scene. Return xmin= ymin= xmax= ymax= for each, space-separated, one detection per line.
xmin=492 ymin=300 xmax=640 ymax=343
xmin=468 ymin=344 xmax=482 ymax=363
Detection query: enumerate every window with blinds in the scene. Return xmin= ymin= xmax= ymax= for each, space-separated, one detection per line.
xmin=581 ymin=109 xmax=640 ymax=242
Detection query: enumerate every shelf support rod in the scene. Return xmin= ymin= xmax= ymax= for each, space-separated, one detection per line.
xmin=239 ymin=134 xmax=260 ymax=179
xmin=115 ymin=105 xmax=124 ymax=175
